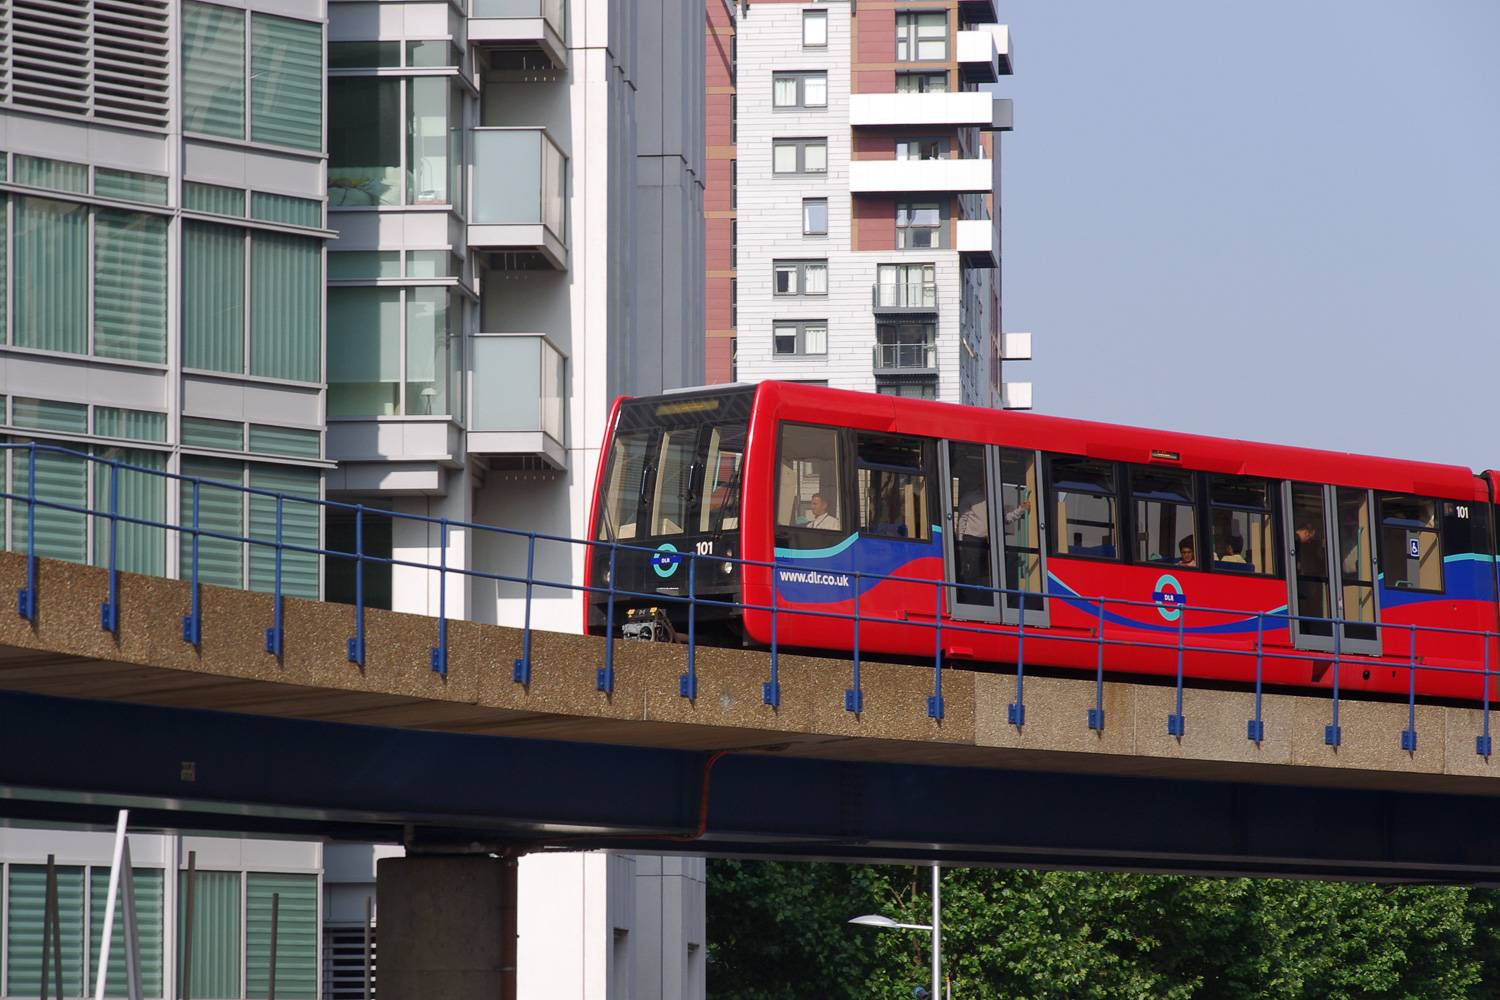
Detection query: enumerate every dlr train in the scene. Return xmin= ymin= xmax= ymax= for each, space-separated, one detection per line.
xmin=585 ymin=382 xmax=1500 ymax=702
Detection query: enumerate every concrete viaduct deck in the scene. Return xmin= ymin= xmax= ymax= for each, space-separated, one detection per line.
xmin=5 ymin=550 xmax=1500 ymax=880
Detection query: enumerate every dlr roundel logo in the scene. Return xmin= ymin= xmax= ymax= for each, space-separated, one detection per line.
xmin=1152 ymin=574 xmax=1186 ymax=622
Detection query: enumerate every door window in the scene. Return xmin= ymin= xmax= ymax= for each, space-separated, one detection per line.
xmin=1289 ymin=484 xmax=1332 ymax=637
xmin=948 ymin=441 xmax=995 ymax=608
xmin=1336 ymin=487 xmax=1377 ymax=640
xmin=1000 ymin=449 xmax=1045 ymax=614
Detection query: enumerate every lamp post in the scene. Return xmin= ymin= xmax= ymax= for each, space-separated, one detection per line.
xmin=849 ymin=863 xmax=943 ymax=999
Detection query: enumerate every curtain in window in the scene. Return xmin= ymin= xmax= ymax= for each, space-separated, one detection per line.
xmin=183 ymin=222 xmax=245 ymax=374
xmin=248 ymin=464 xmax=320 ymax=599
xmin=14 ymin=443 xmax=88 ymax=563
xmin=7 ymin=864 xmax=86 ymax=997
xmin=176 ymin=870 xmax=241 ymax=1000
xmin=251 ymin=14 xmax=323 ymax=151
xmin=327 ymin=288 xmax=400 ymax=416
xmin=246 ymin=873 xmax=318 ymax=999
xmin=95 ymin=210 xmax=168 ymax=364
xmin=92 ymin=448 xmax=166 ymax=577
xmin=251 ymin=232 xmax=320 ymax=382
xmin=14 ymin=197 xmax=87 ymax=354
xmin=90 ymin=867 xmax=165 ymax=998
xmin=179 ymin=457 xmax=244 ymax=589
xmin=182 ymin=1 xmax=246 ymax=138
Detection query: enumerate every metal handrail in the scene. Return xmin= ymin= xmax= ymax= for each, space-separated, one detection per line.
xmin=2 ymin=441 xmax=1494 ymax=756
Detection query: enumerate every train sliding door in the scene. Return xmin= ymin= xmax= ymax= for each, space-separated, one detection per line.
xmin=942 ymin=443 xmax=1048 ymax=626
xmin=1283 ymin=483 xmax=1381 ymax=654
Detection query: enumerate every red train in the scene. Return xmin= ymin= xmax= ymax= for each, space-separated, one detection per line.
xmin=586 ymin=382 xmax=1500 ymax=702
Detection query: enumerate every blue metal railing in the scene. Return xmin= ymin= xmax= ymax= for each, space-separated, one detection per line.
xmin=4 ymin=440 xmax=1498 ymax=756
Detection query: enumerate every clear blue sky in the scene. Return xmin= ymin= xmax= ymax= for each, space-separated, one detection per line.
xmin=997 ymin=1 xmax=1500 ymax=469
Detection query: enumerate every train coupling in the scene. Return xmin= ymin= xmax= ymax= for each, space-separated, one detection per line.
xmin=621 ymin=607 xmax=678 ymax=643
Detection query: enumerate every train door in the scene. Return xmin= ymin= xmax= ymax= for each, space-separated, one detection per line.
xmin=1283 ymin=483 xmax=1381 ymax=654
xmin=942 ymin=443 xmax=1048 ymax=626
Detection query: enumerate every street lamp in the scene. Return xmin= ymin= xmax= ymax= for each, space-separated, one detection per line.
xmin=849 ymin=864 xmax=945 ymax=999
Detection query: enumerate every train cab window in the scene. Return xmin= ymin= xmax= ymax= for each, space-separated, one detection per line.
xmin=1048 ymin=456 xmax=1118 ymax=560
xmin=601 ymin=431 xmax=651 ymax=540
xmin=1379 ymin=495 xmax=1443 ymax=592
xmin=699 ymin=424 xmax=746 ymax=532
xmin=856 ymin=434 xmax=930 ymax=541
xmin=777 ymin=423 xmax=845 ymax=542
xmin=649 ymin=427 xmax=698 ymax=536
xmin=1208 ymin=476 xmax=1276 ymax=574
xmin=1131 ymin=467 xmax=1197 ymax=567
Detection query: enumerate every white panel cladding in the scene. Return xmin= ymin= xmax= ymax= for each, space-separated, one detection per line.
xmin=848 ymin=157 xmax=995 ymax=194
xmin=849 ymin=91 xmax=999 ymax=128
xmin=0 ymin=108 xmax=169 ymax=173
xmin=0 ymin=351 xmax=169 ymax=410
xmin=184 ymin=139 xmax=327 ymax=200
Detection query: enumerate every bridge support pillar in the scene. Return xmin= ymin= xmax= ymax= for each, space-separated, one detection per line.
xmin=377 ymin=854 xmax=519 ymax=1000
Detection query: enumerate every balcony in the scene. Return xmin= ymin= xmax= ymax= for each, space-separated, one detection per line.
xmin=468 ymin=128 xmax=568 ymax=270
xmin=850 ymin=92 xmax=1012 ymax=131
xmin=849 ymin=158 xmax=993 ymax=194
xmin=957 ymin=26 xmax=1012 ymax=83
xmin=1001 ymin=382 xmax=1033 ymax=410
xmin=955 ymin=218 xmax=998 ymax=268
xmin=872 ymin=282 xmax=938 ymax=314
xmin=467 ymin=333 xmax=566 ymax=468
xmin=874 ymin=341 xmax=937 ymax=373
xmin=470 ymin=0 xmax=567 ymax=69
xmin=1002 ymin=332 xmax=1033 ymax=361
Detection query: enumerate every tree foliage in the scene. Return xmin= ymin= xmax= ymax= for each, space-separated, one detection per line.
xmin=708 ymin=861 xmax=1500 ymax=999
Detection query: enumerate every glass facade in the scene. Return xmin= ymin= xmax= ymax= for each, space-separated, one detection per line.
xmin=327 ymin=286 xmax=461 ymax=418
xmin=329 ymin=76 xmax=461 ymax=208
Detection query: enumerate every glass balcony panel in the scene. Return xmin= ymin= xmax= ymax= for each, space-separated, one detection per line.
xmin=470 ymin=334 xmax=565 ymax=446
xmin=473 ymin=0 xmax=565 ymax=40
xmin=471 ymin=129 xmax=566 ymax=241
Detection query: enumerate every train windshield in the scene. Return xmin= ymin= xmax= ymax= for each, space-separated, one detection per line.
xmin=596 ymin=390 xmax=753 ymax=542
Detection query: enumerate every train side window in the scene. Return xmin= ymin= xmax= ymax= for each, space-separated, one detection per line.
xmin=856 ymin=433 xmax=930 ymax=541
xmin=1131 ymin=467 xmax=1197 ymax=567
xmin=1379 ymin=495 xmax=1443 ymax=592
xmin=1048 ymin=456 xmax=1118 ymax=560
xmin=1207 ymin=476 xmax=1277 ymax=575
xmin=777 ymin=423 xmax=845 ymax=541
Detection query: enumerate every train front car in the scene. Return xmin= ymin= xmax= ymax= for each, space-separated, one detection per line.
xmin=586 ymin=387 xmax=756 ymax=643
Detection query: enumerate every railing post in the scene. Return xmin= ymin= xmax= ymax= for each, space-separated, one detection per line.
xmin=1167 ymin=608 xmax=1186 ymax=737
xmin=679 ymin=553 xmax=697 ymax=699
xmin=100 ymin=458 xmax=121 ymax=635
xmin=181 ymin=480 xmax=202 ymax=647
xmin=1087 ymin=598 xmax=1105 ymax=731
xmin=1007 ymin=591 xmax=1025 ymax=726
xmin=596 ymin=543 xmax=617 ymax=693
xmin=17 ymin=442 xmax=37 ymax=622
xmin=347 ymin=505 xmax=366 ymax=665
xmin=1325 ymin=617 xmax=1343 ymax=747
xmin=927 ymin=577 xmax=944 ymax=720
xmin=763 ymin=558 xmax=781 ymax=707
xmin=264 ymin=494 xmax=285 ymax=656
xmin=1480 ymin=634 xmax=1493 ymax=758
xmin=1400 ymin=624 xmax=1418 ymax=752
xmin=1248 ymin=613 xmax=1266 ymax=742
xmin=429 ymin=518 xmax=448 ymax=675
xmin=514 ymin=532 xmax=537 ymax=686
xmin=845 ymin=571 xmax=863 ymax=714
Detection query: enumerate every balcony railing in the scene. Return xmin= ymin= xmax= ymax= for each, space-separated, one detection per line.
xmin=874 ymin=341 xmax=937 ymax=371
xmin=872 ymin=282 xmax=938 ymax=312
xmin=468 ymin=333 xmax=566 ymax=466
xmin=469 ymin=128 xmax=568 ymax=268
xmin=470 ymin=0 xmax=567 ymax=67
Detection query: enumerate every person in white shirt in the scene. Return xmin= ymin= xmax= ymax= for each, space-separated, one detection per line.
xmin=804 ymin=492 xmax=840 ymax=531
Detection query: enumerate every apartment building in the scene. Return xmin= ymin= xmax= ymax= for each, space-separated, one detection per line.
xmin=731 ymin=0 xmax=1024 ymax=406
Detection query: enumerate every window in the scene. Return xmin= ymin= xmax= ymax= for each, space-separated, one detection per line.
xmin=773 ymin=139 xmax=827 ymax=174
xmin=802 ymin=9 xmax=828 ymax=47
xmin=1131 ymin=466 xmax=1197 ymax=567
xmin=896 ymin=11 xmax=948 ymax=61
xmin=896 ymin=138 xmax=947 ymax=161
xmin=328 ymin=287 xmax=462 ymax=418
xmin=601 ymin=431 xmax=650 ymax=540
xmin=1049 ymin=456 xmax=1118 ymax=559
xmin=177 ymin=458 xmax=320 ymax=598
xmin=773 ymin=321 xmax=827 ymax=356
xmin=14 ymin=198 xmax=87 ymax=354
xmin=875 ymin=322 xmax=935 ymax=369
xmin=183 ymin=5 xmax=324 ymax=151
xmin=895 ymin=71 xmax=948 ymax=93
xmin=773 ymin=72 xmax=827 ymax=109
xmin=649 ymin=428 xmax=698 ymax=536
xmin=777 ymin=423 xmax=844 ymax=538
xmin=1208 ymin=476 xmax=1276 ymax=574
xmin=877 ymin=382 xmax=937 ymax=399
xmin=876 ymin=263 xmax=936 ymax=308
xmin=182 ymin=1 xmax=245 ymax=139
xmin=803 ymin=197 xmax=828 ymax=235
xmin=1380 ymin=495 xmax=1443 ymax=592
xmin=329 ymin=40 xmax=400 ymax=68
xmin=773 ymin=260 xmax=828 ymax=296
xmin=856 ymin=434 xmax=930 ymax=541
xmin=896 ymin=202 xmax=942 ymax=248
xmin=700 ymin=424 xmax=746 ymax=532
xmin=329 ymin=77 xmax=402 ymax=207
xmin=245 ymin=873 xmax=318 ymax=998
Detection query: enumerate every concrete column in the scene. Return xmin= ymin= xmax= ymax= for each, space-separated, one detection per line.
xmin=377 ymin=855 xmax=518 ymax=1000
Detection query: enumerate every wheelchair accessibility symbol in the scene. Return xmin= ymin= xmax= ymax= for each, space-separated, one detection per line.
xmin=1152 ymin=574 xmax=1185 ymax=622
xmin=651 ymin=543 xmax=682 ymax=578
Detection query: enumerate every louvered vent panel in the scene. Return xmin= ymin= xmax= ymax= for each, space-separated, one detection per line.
xmin=5 ymin=0 xmax=169 ymax=129
xmin=323 ymin=925 xmax=376 ymax=1000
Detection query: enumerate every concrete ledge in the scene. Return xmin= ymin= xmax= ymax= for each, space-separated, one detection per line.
xmin=1 ymin=552 xmax=1499 ymax=798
